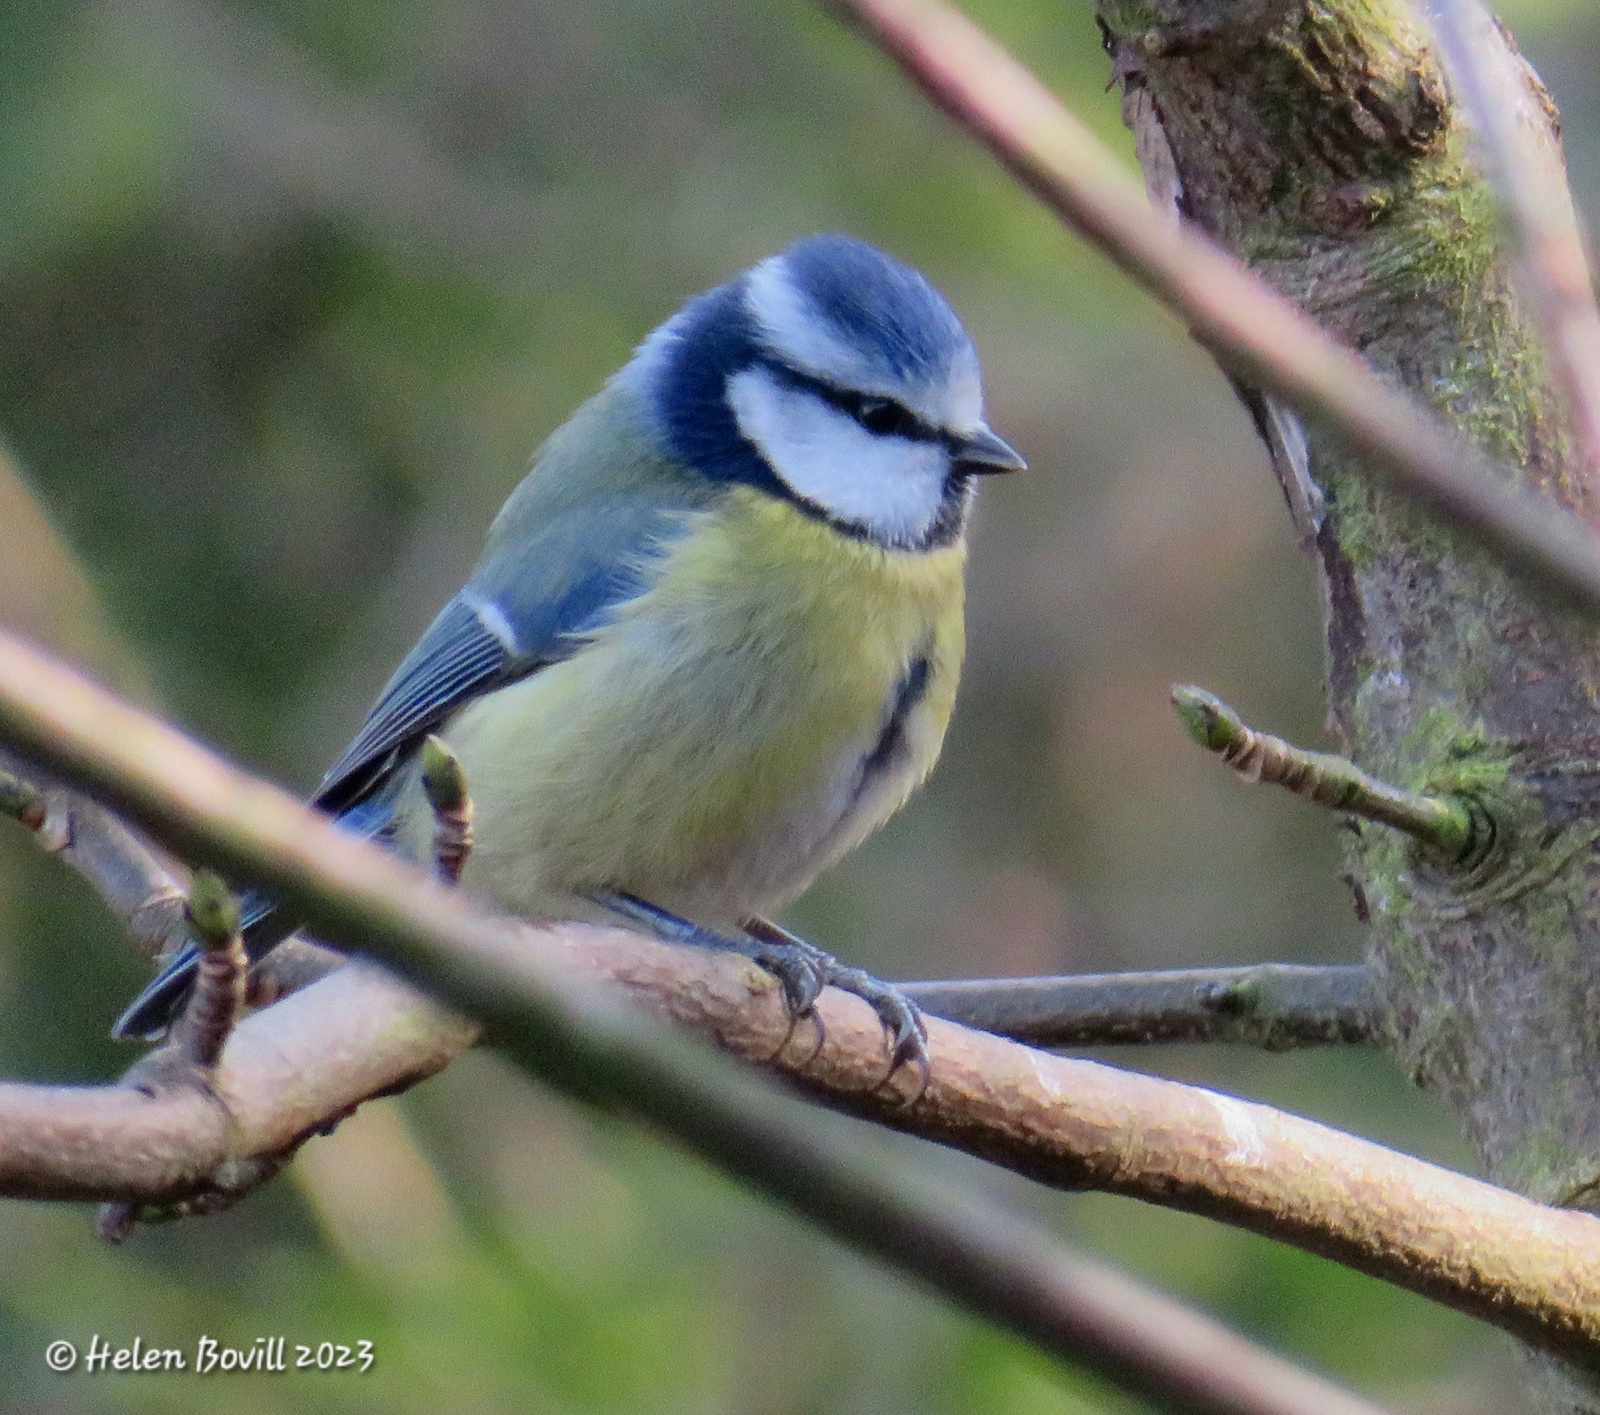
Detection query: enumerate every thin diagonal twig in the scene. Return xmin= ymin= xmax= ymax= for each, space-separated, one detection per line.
xmin=0 ymin=750 xmax=190 ymax=960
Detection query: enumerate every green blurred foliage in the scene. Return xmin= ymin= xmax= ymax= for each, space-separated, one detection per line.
xmin=0 ymin=0 xmax=1594 ymax=1410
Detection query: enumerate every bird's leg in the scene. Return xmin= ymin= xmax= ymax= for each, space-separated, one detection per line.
xmin=594 ymin=892 xmax=827 ymax=1019
xmin=744 ymin=915 xmax=929 ymax=1093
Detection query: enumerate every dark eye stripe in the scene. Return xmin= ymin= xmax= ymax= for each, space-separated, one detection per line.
xmin=763 ymin=359 xmax=945 ymax=446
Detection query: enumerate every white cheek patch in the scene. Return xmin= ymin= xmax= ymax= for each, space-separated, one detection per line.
xmin=727 ymin=366 xmax=952 ymax=546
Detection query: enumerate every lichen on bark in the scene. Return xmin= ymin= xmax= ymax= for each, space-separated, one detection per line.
xmin=1096 ymin=0 xmax=1600 ymax=1404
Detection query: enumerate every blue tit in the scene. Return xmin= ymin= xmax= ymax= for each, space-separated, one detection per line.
xmin=114 ymin=233 xmax=1024 ymax=1065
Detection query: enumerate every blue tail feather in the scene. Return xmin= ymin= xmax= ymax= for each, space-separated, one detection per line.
xmin=111 ymin=793 xmax=400 ymax=1040
xmin=111 ymin=889 xmax=292 ymax=1039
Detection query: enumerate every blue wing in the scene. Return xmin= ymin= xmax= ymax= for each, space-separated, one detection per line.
xmin=112 ymin=536 xmax=678 ymax=1040
xmin=319 ymin=407 xmax=719 ymax=811
xmin=312 ymin=594 xmax=525 ymax=816
xmin=312 ymin=542 xmax=663 ymax=816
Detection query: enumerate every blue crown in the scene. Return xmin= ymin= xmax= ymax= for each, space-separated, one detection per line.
xmin=772 ymin=233 xmax=973 ymax=387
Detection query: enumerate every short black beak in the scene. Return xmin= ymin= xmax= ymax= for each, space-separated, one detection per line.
xmin=953 ymin=425 xmax=1027 ymax=474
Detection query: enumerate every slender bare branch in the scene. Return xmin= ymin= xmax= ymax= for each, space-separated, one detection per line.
xmin=0 ymin=632 xmax=1597 ymax=1373
xmin=31 ymin=977 xmax=1390 ymax=1415
xmin=0 ymin=749 xmax=190 ymax=960
xmin=0 ymin=754 xmax=348 ymax=1018
xmin=903 ymin=964 xmax=1378 ymax=1049
xmin=0 ymin=963 xmax=473 ymax=1207
xmin=0 ymin=1073 xmax=228 ymax=1204
xmin=0 ymin=747 xmax=1400 ymax=1411
xmin=1428 ymin=0 xmax=1600 ymax=502
xmin=821 ymin=0 xmax=1600 ymax=610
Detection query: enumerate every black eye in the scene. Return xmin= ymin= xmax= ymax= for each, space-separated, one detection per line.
xmin=857 ymin=398 xmax=916 ymax=437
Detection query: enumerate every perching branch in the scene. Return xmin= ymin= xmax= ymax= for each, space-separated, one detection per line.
xmin=9 ymin=694 xmax=1385 ymax=1067
xmin=42 ymin=983 xmax=1396 ymax=1415
xmin=6 ymin=728 xmax=1385 ymax=1058
xmin=8 ymin=685 xmax=1384 ymax=1063
xmin=1428 ymin=0 xmax=1600 ymax=501
xmin=821 ymin=0 xmax=1600 ymax=609
xmin=903 ymin=964 xmax=1378 ymax=1049
xmin=1 ymin=634 xmax=1600 ymax=1374
xmin=0 ymin=774 xmax=1398 ymax=1415
xmin=1171 ymin=686 xmax=1483 ymax=864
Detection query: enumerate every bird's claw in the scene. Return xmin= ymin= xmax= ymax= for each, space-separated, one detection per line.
xmin=747 ymin=938 xmax=827 ymax=1018
xmin=819 ymin=960 xmax=930 ymax=1101
xmin=744 ymin=918 xmax=929 ymax=1096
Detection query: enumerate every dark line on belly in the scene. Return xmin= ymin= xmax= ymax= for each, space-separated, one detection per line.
xmin=855 ymin=653 xmax=932 ymax=799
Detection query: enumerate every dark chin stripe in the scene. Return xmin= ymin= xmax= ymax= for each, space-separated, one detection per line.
xmin=903 ymin=473 xmax=974 ymax=551
xmin=651 ymin=279 xmax=973 ymax=553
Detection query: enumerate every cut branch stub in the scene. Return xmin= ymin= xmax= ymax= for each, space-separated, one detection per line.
xmin=1171 ymin=685 xmax=1481 ymax=863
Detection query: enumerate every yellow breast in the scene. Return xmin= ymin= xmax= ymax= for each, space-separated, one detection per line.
xmin=439 ymin=486 xmax=967 ymax=924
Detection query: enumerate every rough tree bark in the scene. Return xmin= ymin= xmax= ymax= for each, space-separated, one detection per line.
xmin=1093 ymin=0 xmax=1600 ymax=1408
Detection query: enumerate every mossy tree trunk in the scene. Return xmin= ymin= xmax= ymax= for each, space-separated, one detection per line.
xmin=1094 ymin=1 xmax=1600 ymax=1408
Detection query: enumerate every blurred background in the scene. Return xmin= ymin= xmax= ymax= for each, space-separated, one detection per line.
xmin=0 ymin=0 xmax=1593 ymax=1409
